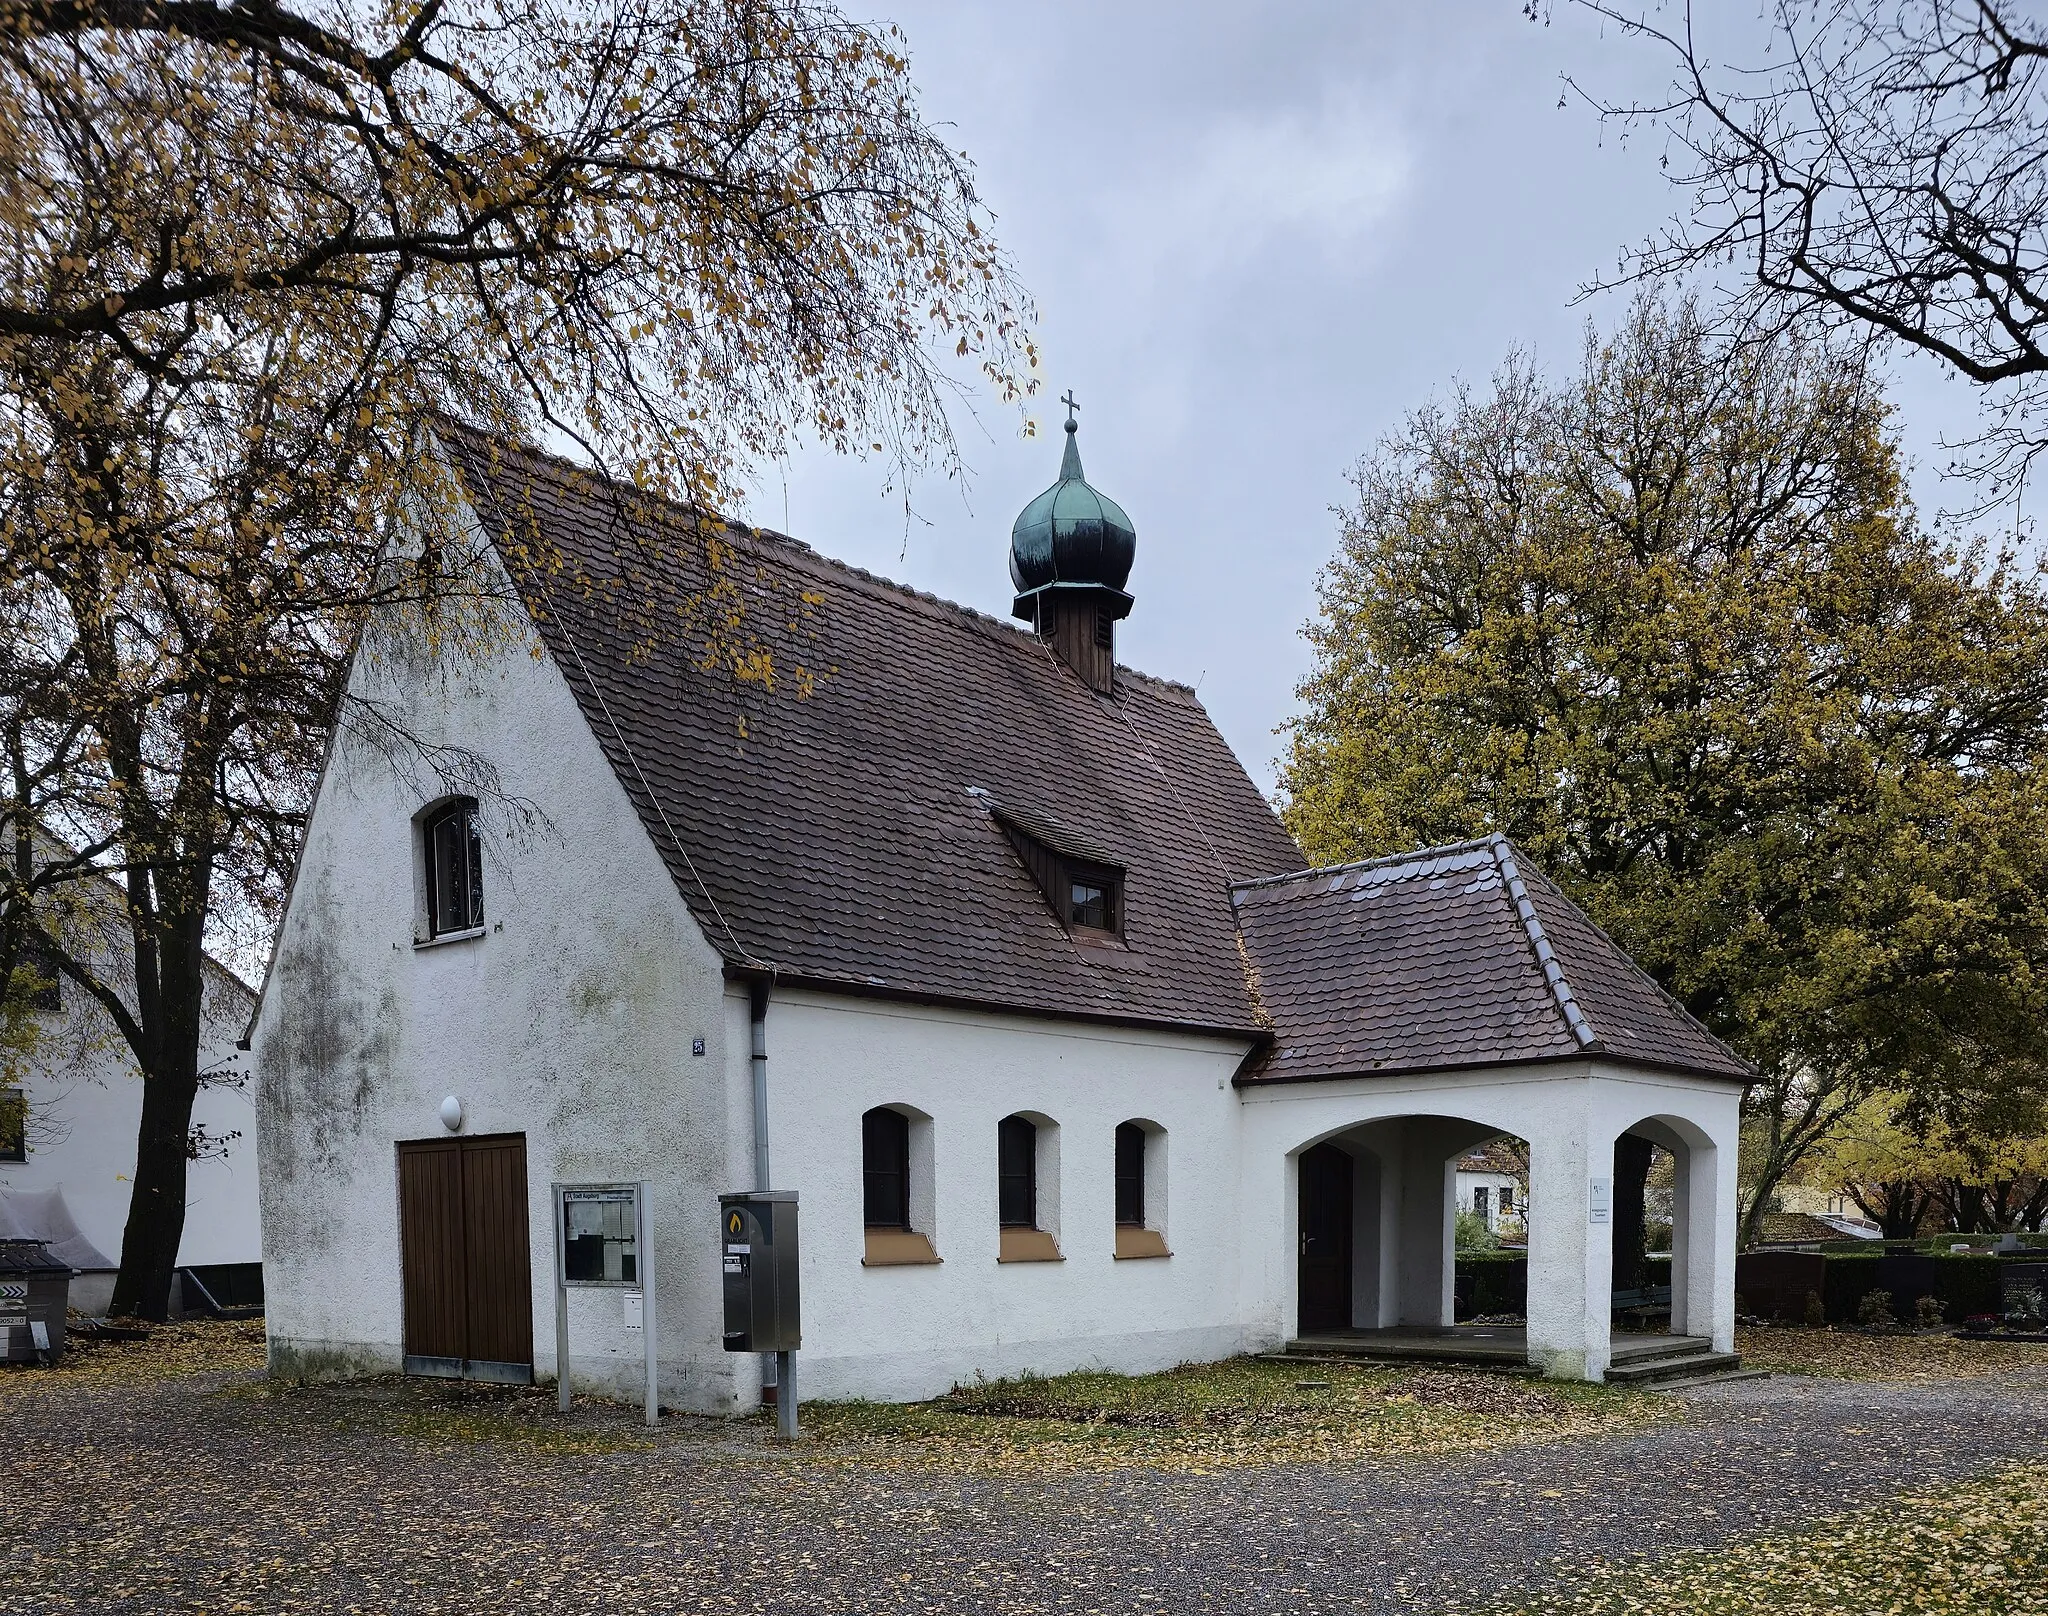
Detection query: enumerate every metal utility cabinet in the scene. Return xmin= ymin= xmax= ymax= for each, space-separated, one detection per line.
xmin=719 ymin=1191 xmax=799 ymax=1353
xmin=720 ymin=1190 xmax=802 ymax=1438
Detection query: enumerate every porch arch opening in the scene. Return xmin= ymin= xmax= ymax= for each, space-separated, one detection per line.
xmin=1612 ymin=1114 xmax=1718 ymax=1342
xmin=1290 ymin=1113 xmax=1530 ymax=1343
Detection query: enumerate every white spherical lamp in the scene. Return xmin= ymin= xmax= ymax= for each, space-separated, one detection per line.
xmin=439 ymin=1095 xmax=464 ymax=1132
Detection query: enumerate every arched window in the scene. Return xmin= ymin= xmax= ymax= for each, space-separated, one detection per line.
xmin=422 ymin=799 xmax=483 ymax=937
xmin=997 ymin=1113 xmax=1061 ymax=1262
xmin=1115 ymin=1121 xmax=1146 ymax=1226
xmin=860 ymin=1105 xmax=938 ymax=1267
xmin=863 ymin=1107 xmax=910 ymax=1229
xmin=998 ymin=1114 xmax=1037 ymax=1228
xmin=1114 ymin=1119 xmax=1169 ymax=1259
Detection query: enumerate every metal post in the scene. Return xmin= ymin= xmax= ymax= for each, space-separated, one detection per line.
xmin=776 ymin=1348 xmax=796 ymax=1439
xmin=639 ymin=1179 xmax=658 ymax=1428
xmin=750 ymin=983 xmax=771 ymax=1191
xmin=750 ymin=980 xmax=774 ymax=1405
xmin=552 ymin=1183 xmax=571 ymax=1413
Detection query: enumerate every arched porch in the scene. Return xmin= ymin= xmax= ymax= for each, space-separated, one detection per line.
xmin=1244 ymin=1066 xmax=1743 ymax=1381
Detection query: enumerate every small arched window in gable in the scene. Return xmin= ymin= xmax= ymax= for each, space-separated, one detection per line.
xmin=422 ymin=799 xmax=484 ymax=937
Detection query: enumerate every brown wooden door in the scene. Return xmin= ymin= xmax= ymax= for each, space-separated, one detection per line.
xmin=1297 ymin=1142 xmax=1354 ymax=1334
xmin=398 ymin=1134 xmax=533 ymax=1382
xmin=398 ymin=1139 xmax=467 ymax=1365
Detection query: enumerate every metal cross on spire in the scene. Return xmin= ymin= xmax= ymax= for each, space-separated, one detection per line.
xmin=1060 ymin=389 xmax=1079 ymax=424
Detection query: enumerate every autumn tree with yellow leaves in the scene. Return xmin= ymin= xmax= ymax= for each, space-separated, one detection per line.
xmin=0 ymin=0 xmax=1033 ymax=1318
xmin=1282 ymin=296 xmax=2048 ymax=1248
xmin=1792 ymin=1095 xmax=2048 ymax=1238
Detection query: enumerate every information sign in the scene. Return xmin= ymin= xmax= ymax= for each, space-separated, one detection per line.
xmin=550 ymin=1181 xmax=657 ymax=1427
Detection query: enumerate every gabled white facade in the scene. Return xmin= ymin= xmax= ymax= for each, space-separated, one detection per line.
xmin=251 ymin=528 xmax=1745 ymax=1411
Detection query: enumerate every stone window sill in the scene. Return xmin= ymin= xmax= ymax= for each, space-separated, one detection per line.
xmin=1114 ymin=1226 xmax=1171 ymax=1260
xmin=863 ymin=1229 xmax=940 ymax=1266
xmin=998 ymin=1227 xmax=1063 ymax=1263
xmin=414 ymin=925 xmax=485 ymax=950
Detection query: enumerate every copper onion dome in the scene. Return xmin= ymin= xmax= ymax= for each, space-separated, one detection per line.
xmin=1009 ymin=398 xmax=1136 ymax=622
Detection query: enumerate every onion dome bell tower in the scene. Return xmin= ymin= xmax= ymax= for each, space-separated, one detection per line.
xmin=1010 ymin=393 xmax=1135 ymax=693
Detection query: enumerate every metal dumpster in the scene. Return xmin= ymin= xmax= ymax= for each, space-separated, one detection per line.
xmin=0 ymin=1238 xmax=71 ymax=1363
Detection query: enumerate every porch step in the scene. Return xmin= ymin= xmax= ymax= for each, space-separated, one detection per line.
xmin=1273 ymin=1329 xmax=1754 ymax=1388
xmin=1603 ymin=1347 xmax=1745 ymax=1387
xmin=1269 ymin=1348 xmax=1541 ymax=1378
xmin=1642 ymin=1365 xmax=1772 ymax=1392
xmin=1281 ymin=1327 xmax=1535 ymax=1370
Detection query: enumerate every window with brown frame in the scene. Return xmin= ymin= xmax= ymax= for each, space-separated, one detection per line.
xmin=1067 ymin=869 xmax=1117 ymax=933
xmin=422 ymin=799 xmax=484 ymax=936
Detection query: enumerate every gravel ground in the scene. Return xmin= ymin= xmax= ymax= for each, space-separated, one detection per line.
xmin=3 ymin=1365 xmax=2047 ymax=1615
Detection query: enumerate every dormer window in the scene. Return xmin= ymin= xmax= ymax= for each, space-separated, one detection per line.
xmin=422 ymin=799 xmax=484 ymax=936
xmin=983 ymin=798 xmax=1126 ymax=942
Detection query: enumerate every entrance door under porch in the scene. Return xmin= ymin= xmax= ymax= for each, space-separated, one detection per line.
xmin=398 ymin=1134 xmax=534 ymax=1383
xmin=1297 ymin=1141 xmax=1354 ymax=1333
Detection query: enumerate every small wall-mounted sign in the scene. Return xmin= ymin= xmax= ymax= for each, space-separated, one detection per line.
xmin=623 ymin=1290 xmax=643 ymax=1330
xmin=1588 ymin=1176 xmax=1613 ymax=1226
xmin=692 ymin=1037 xmax=706 ymax=1057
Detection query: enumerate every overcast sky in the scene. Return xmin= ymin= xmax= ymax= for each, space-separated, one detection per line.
xmin=771 ymin=3 xmax=1986 ymax=794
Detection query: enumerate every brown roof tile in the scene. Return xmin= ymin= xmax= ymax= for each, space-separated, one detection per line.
xmin=1231 ymin=836 xmax=1753 ymax=1084
xmin=441 ymin=428 xmax=1305 ymax=1034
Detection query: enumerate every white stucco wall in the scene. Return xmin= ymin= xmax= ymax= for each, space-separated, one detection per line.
xmin=754 ymin=986 xmax=1253 ymax=1403
xmin=2 ymin=902 xmax=258 ymax=1283
xmin=251 ymin=552 xmax=742 ymax=1411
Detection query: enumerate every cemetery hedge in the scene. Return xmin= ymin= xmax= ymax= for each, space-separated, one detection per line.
xmin=1462 ymin=1249 xmax=2017 ymax=1324
xmin=1818 ymin=1253 xmax=2003 ymax=1323
xmin=1453 ymin=1253 xmax=1674 ymax=1319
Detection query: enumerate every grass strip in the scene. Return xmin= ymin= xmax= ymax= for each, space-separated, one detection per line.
xmin=1503 ymin=1464 xmax=2048 ymax=1616
xmin=1736 ymin=1326 xmax=2048 ymax=1382
xmin=793 ymin=1354 xmax=1665 ymax=1473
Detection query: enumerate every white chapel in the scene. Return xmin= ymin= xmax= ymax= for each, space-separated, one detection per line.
xmin=248 ymin=412 xmax=1752 ymax=1410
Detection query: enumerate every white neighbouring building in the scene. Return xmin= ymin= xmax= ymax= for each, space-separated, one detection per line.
xmin=2 ymin=873 xmax=261 ymax=1315
xmin=248 ymin=415 xmax=1754 ymax=1411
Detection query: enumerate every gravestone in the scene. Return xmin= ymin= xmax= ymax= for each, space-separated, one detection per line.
xmin=2002 ymin=1262 xmax=2048 ymax=1325
xmin=1875 ymin=1251 xmax=1940 ymax=1316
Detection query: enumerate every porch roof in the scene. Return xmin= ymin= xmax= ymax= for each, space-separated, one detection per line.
xmin=1230 ymin=836 xmax=1753 ymax=1086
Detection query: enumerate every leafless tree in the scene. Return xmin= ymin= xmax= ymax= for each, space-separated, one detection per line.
xmin=1569 ymin=1 xmax=2048 ymax=503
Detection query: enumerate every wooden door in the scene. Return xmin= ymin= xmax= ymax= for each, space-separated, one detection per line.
xmin=398 ymin=1134 xmax=533 ymax=1382
xmin=398 ymin=1139 xmax=467 ymax=1367
xmin=1297 ymin=1142 xmax=1355 ymax=1334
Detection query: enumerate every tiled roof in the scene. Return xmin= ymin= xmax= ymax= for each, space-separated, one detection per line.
xmin=1754 ymin=1212 xmax=1850 ymax=1246
xmin=1231 ymin=836 xmax=1753 ymax=1084
xmin=441 ymin=428 xmax=1305 ymax=1033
